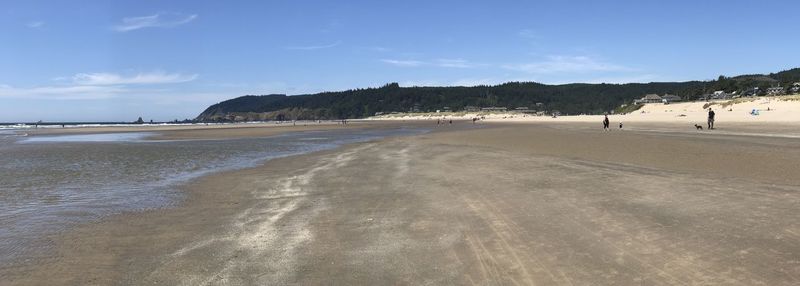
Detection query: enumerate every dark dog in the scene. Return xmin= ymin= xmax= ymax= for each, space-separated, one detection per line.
xmin=694 ymin=124 xmax=703 ymax=130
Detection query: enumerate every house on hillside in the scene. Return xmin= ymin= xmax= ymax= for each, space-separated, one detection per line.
xmin=743 ymin=87 xmax=760 ymax=97
xmin=713 ymin=90 xmax=726 ymax=97
xmin=463 ymin=106 xmax=480 ymax=112
xmin=661 ymin=94 xmax=682 ymax=103
xmin=480 ymin=107 xmax=507 ymax=112
xmin=634 ymin=94 xmax=662 ymax=104
xmin=766 ymin=87 xmax=785 ymax=96
xmin=791 ymin=83 xmax=800 ymax=94
xmin=410 ymin=103 xmax=422 ymax=113
xmin=513 ymin=107 xmax=536 ymax=114
xmin=704 ymin=90 xmax=731 ymax=100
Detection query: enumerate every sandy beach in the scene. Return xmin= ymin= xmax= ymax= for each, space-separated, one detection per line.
xmin=3 ymin=120 xmax=800 ymax=285
xmin=371 ymin=95 xmax=800 ymax=125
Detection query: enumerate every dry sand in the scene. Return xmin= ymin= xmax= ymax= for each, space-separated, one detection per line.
xmin=371 ymin=95 xmax=800 ymax=126
xmin=3 ymin=122 xmax=800 ymax=285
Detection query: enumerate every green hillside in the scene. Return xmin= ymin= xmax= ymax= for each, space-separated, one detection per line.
xmin=196 ymin=68 xmax=800 ymax=121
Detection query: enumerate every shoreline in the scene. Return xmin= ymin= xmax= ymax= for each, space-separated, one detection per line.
xmin=15 ymin=121 xmax=364 ymax=138
xmin=11 ymin=120 xmax=437 ymax=141
xmin=4 ymin=121 xmax=800 ymax=284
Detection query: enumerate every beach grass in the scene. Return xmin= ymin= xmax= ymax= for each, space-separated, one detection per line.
xmin=780 ymin=94 xmax=800 ymax=101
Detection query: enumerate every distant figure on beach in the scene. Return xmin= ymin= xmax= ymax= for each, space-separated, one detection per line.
xmin=472 ymin=118 xmax=477 ymax=124
xmin=449 ymin=120 xmax=452 ymax=125
xmin=437 ymin=119 xmax=440 ymax=125
xmin=619 ymin=122 xmax=623 ymax=129
xmin=707 ymin=108 xmax=715 ymax=130
xmin=602 ymin=115 xmax=610 ymax=131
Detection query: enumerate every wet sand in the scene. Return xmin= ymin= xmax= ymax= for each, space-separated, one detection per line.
xmin=21 ymin=120 xmax=424 ymax=141
xmin=4 ymin=122 xmax=800 ymax=285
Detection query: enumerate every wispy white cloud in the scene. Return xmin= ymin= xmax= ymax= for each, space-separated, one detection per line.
xmin=202 ymin=81 xmax=319 ymax=95
xmin=357 ymin=46 xmax=391 ymax=52
xmin=320 ymin=20 xmax=342 ymax=34
xmin=145 ymin=92 xmax=237 ymax=106
xmin=518 ymin=29 xmax=538 ymax=39
xmin=400 ymin=80 xmax=442 ymax=87
xmin=575 ymin=74 xmax=662 ymax=84
xmin=0 ymin=84 xmax=128 ymax=100
xmin=285 ymin=41 xmax=342 ymax=51
xmin=450 ymin=78 xmax=502 ymax=87
xmin=382 ymin=58 xmax=482 ymax=68
xmin=503 ymin=56 xmax=631 ymax=74
xmin=381 ymin=59 xmax=425 ymax=67
xmin=27 ymin=21 xmax=45 ymax=29
xmin=1 ymin=70 xmax=199 ymax=101
xmin=401 ymin=78 xmax=507 ymax=88
xmin=113 ymin=12 xmax=197 ymax=32
xmin=401 ymin=74 xmax=663 ymax=87
xmin=434 ymin=58 xmax=480 ymax=68
xmin=72 ymin=71 xmax=198 ymax=85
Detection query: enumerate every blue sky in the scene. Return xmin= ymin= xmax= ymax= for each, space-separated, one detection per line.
xmin=1 ymin=0 xmax=798 ymax=122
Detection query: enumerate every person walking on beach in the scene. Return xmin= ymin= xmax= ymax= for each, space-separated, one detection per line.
xmin=708 ymin=108 xmax=715 ymax=130
xmin=602 ymin=115 xmax=610 ymax=131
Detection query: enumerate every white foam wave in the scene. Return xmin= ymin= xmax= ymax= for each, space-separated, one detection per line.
xmin=21 ymin=132 xmax=154 ymax=143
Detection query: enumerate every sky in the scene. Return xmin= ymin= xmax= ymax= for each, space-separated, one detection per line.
xmin=1 ymin=0 xmax=799 ymax=122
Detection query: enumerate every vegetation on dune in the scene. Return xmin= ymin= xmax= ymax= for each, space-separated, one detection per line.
xmin=719 ymin=98 xmax=758 ymax=108
xmin=780 ymin=95 xmax=800 ymax=102
xmin=196 ymin=68 xmax=800 ymax=121
xmin=613 ymin=103 xmax=645 ymax=115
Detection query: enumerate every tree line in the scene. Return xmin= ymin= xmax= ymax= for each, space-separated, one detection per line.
xmin=196 ymin=68 xmax=800 ymax=121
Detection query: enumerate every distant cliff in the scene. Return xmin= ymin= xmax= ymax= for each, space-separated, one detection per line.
xmin=196 ymin=68 xmax=800 ymax=121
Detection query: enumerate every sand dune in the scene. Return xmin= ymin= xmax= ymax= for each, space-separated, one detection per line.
xmin=370 ymin=96 xmax=800 ymax=125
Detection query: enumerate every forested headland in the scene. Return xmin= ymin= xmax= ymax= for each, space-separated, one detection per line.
xmin=196 ymin=68 xmax=800 ymax=121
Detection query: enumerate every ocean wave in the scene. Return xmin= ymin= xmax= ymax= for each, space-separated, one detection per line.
xmin=20 ymin=132 xmax=153 ymax=143
xmin=0 ymin=122 xmax=237 ymax=130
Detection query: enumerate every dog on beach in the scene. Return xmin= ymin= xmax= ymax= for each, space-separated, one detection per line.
xmin=694 ymin=124 xmax=703 ymax=130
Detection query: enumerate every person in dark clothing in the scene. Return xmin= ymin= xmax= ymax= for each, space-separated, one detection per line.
xmin=602 ymin=115 xmax=610 ymax=131
xmin=708 ymin=108 xmax=716 ymax=130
